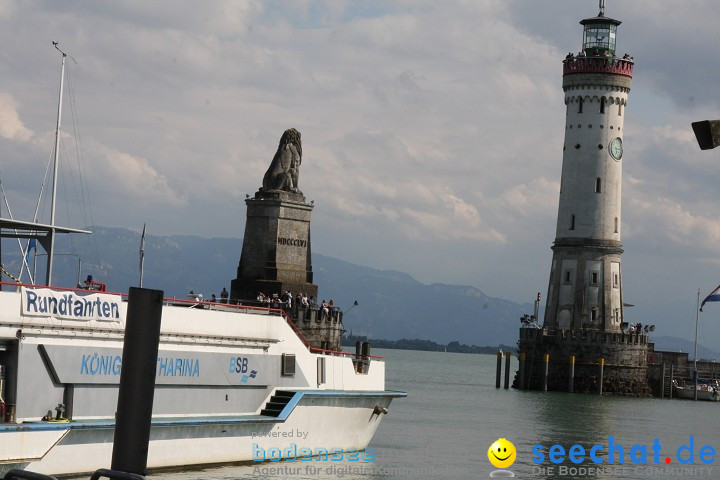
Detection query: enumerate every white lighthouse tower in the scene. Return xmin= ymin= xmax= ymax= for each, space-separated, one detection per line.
xmin=543 ymin=1 xmax=633 ymax=334
xmin=515 ymin=3 xmax=650 ymax=395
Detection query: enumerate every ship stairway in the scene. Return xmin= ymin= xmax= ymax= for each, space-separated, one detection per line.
xmin=260 ymin=390 xmax=295 ymax=417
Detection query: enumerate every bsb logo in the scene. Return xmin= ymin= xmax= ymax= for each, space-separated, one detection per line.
xmin=229 ymin=356 xmax=258 ymax=383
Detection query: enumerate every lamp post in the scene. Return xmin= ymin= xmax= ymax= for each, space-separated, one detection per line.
xmin=344 ymin=300 xmax=359 ymax=316
xmin=692 ymin=120 xmax=720 ymax=400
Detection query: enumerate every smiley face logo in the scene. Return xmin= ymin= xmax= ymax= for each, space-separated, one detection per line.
xmin=488 ymin=438 xmax=516 ymax=469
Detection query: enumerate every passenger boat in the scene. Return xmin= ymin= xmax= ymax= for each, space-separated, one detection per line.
xmin=0 ymin=283 xmax=404 ymax=476
xmin=0 ymin=46 xmax=404 ymax=477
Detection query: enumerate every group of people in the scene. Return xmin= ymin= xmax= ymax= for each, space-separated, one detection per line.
xmin=256 ymin=291 xmax=314 ymax=308
xmin=205 ymin=287 xmax=229 ymax=304
xmin=628 ymin=322 xmax=644 ymax=334
xmin=255 ymin=291 xmax=337 ymax=320
xmin=565 ymin=50 xmax=633 ymax=61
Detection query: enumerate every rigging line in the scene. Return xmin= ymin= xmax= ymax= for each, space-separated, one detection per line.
xmin=58 ymin=139 xmax=80 ymax=261
xmin=65 ymin=64 xmax=89 ymax=225
xmin=0 ymin=180 xmax=35 ymax=283
xmin=59 ymin=126 xmax=83 ymax=221
xmin=65 ymin=58 xmax=100 ymax=266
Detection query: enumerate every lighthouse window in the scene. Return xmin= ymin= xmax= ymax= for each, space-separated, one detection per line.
xmin=614 ymin=217 xmax=618 ymax=233
xmin=578 ymin=98 xmax=583 ymax=113
xmin=564 ymin=271 xmax=572 ymax=284
xmin=570 ymin=214 xmax=575 ymax=230
xmin=600 ymin=97 xmax=606 ymax=114
xmin=613 ymin=273 xmax=619 ymax=288
xmin=618 ymin=104 xmax=623 ymax=116
xmin=591 ymin=309 xmax=598 ymax=321
xmin=591 ymin=272 xmax=599 ymax=285
xmin=595 ymin=178 xmax=602 ymax=193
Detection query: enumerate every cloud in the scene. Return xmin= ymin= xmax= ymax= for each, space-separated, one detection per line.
xmin=94 ymin=143 xmax=187 ymax=207
xmin=498 ymin=177 xmax=559 ymax=218
xmin=0 ymin=93 xmax=33 ymax=141
xmin=0 ymin=0 xmax=719 ymax=341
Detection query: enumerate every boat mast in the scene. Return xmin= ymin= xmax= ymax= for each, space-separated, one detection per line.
xmin=694 ymin=288 xmax=700 ymax=401
xmin=47 ymin=42 xmax=67 ymax=287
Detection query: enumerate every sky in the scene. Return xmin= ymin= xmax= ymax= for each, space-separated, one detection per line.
xmin=1 ymin=0 xmax=720 ymax=347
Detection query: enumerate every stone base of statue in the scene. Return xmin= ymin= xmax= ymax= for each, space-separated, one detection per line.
xmin=230 ymin=189 xmax=318 ymax=303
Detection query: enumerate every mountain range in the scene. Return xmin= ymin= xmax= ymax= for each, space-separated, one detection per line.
xmin=4 ymin=225 xmax=718 ymax=358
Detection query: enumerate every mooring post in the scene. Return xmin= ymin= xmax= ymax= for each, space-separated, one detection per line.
xmin=542 ymin=353 xmax=549 ymax=392
xmin=110 ymin=287 xmax=164 ymax=476
xmin=496 ymin=349 xmax=502 ymax=389
xmin=504 ymin=351 xmax=511 ymax=389
xmin=568 ymin=355 xmax=575 ymax=393
xmin=598 ymin=357 xmax=605 ymax=395
xmin=518 ymin=352 xmax=526 ymax=390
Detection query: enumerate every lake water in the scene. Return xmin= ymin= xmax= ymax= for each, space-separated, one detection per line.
xmin=147 ymin=348 xmax=718 ymax=480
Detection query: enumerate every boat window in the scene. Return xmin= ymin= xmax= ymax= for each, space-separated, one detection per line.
xmin=281 ymin=354 xmax=296 ymax=377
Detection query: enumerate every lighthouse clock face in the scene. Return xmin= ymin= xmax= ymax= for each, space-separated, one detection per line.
xmin=609 ymin=137 xmax=623 ymax=160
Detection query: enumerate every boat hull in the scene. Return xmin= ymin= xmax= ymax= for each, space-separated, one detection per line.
xmin=0 ymin=391 xmax=402 ymax=476
xmin=672 ymin=383 xmax=720 ymax=401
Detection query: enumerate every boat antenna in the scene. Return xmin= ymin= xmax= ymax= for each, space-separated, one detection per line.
xmin=53 ymin=41 xmax=77 ymax=64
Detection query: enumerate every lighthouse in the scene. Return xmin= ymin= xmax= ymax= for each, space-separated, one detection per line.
xmin=515 ymin=2 xmax=651 ymax=395
xmin=544 ymin=0 xmax=633 ymax=333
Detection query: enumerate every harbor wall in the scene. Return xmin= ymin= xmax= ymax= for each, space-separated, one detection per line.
xmin=514 ymin=328 xmax=720 ymax=397
xmin=514 ymin=327 xmax=651 ymax=395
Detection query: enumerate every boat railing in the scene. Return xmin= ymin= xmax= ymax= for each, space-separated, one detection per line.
xmin=2 ymin=281 xmax=382 ymax=361
xmin=309 ymin=346 xmax=384 ymax=360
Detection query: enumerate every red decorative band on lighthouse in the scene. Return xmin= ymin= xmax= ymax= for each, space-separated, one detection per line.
xmin=563 ymin=57 xmax=633 ymax=77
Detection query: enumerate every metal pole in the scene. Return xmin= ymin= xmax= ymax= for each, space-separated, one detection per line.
xmin=47 ymin=46 xmax=66 ymax=287
xmin=599 ymin=357 xmax=605 ymax=395
xmin=504 ymin=351 xmax=511 ymax=389
xmin=139 ymin=224 xmax=146 ymax=288
xmin=111 ymin=287 xmax=164 ymax=475
xmin=661 ymin=363 xmax=666 ymax=399
xmin=669 ymin=363 xmax=674 ymax=400
xmin=542 ymin=353 xmax=549 ymax=392
xmin=568 ymin=355 xmax=575 ymax=393
xmin=496 ymin=350 xmax=502 ymax=389
xmin=694 ymin=288 xmax=700 ymax=401
xmin=518 ymin=352 xmax=526 ymax=390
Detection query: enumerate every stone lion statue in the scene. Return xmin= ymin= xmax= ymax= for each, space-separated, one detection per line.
xmin=261 ymin=128 xmax=302 ymax=194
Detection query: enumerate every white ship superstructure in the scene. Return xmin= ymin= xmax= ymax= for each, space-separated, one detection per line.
xmin=0 ymin=284 xmax=402 ymax=476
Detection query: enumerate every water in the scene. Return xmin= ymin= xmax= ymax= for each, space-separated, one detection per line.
xmin=146 ymin=349 xmax=717 ymax=479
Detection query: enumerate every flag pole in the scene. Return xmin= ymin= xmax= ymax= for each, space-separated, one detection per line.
xmin=694 ymin=288 xmax=700 ymax=401
xmin=139 ymin=224 xmax=146 ymax=288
